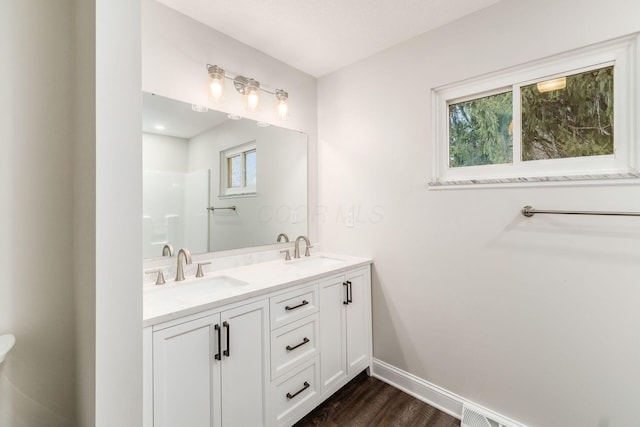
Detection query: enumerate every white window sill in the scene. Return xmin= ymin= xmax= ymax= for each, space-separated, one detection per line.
xmin=428 ymin=172 xmax=640 ymax=190
xmin=218 ymin=192 xmax=257 ymax=199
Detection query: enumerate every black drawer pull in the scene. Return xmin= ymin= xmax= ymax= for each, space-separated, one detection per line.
xmin=214 ymin=324 xmax=221 ymax=361
xmin=286 ymin=381 xmax=310 ymax=400
xmin=286 ymin=337 xmax=310 ymax=352
xmin=343 ymin=282 xmax=349 ymax=305
xmin=285 ymin=300 xmax=309 ymax=311
xmin=347 ymin=280 xmax=353 ymax=304
xmin=223 ymin=321 xmax=230 ymax=357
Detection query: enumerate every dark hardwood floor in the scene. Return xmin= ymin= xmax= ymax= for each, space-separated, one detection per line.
xmin=293 ymin=372 xmax=461 ymax=427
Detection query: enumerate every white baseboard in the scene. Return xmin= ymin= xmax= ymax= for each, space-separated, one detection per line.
xmin=371 ymin=358 xmax=527 ymax=427
xmin=371 ymin=358 xmax=463 ymax=419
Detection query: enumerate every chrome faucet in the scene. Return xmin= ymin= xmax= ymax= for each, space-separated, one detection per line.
xmin=175 ymin=248 xmax=192 ymax=281
xmin=162 ymin=243 xmax=174 ymax=257
xmin=277 ymin=233 xmax=289 ymax=243
xmin=294 ymin=235 xmax=312 ymax=258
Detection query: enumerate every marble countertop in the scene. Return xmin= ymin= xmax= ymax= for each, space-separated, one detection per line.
xmin=143 ymin=252 xmax=372 ymax=327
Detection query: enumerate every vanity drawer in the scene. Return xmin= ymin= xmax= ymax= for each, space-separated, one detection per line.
xmin=271 ymin=314 xmax=319 ymax=380
xmin=270 ymin=284 xmax=318 ymax=329
xmin=271 ymin=356 xmax=320 ymax=427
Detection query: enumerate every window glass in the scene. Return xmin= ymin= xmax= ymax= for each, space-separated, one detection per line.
xmin=448 ymin=91 xmax=513 ymax=167
xmin=228 ymin=155 xmax=242 ymax=188
xmin=521 ymin=66 xmax=614 ymax=161
xmin=245 ymin=150 xmax=256 ymax=186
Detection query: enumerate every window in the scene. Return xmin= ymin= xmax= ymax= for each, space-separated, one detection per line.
xmin=432 ymin=34 xmax=638 ymax=187
xmin=521 ymin=66 xmax=614 ymax=162
xmin=220 ymin=142 xmax=256 ymax=196
xmin=449 ymin=91 xmax=513 ymax=168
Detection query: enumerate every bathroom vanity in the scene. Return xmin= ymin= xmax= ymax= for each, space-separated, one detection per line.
xmin=141 ymin=92 xmax=370 ymax=426
xmin=143 ymin=253 xmax=372 ymax=427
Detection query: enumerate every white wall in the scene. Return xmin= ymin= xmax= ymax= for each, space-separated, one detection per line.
xmin=143 ymin=133 xmax=188 ymax=172
xmin=318 ymin=0 xmax=640 ymax=426
xmin=1 ymin=1 xmax=76 ymax=426
xmin=3 ymin=1 xmax=142 ymax=426
xmin=95 ymin=0 xmax=142 ymax=425
xmin=141 ymin=0 xmax=318 ymax=244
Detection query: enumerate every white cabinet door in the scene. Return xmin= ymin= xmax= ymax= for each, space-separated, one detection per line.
xmin=319 ymin=275 xmax=347 ymax=393
xmin=345 ymin=268 xmax=370 ymax=373
xmin=319 ymin=268 xmax=372 ymax=397
xmin=220 ymin=300 xmax=269 ymax=427
xmin=153 ymin=314 xmax=222 ymax=427
xmin=152 ymin=301 xmax=269 ymax=427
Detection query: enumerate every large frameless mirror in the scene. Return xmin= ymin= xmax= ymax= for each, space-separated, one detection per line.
xmin=142 ymin=92 xmax=307 ymax=260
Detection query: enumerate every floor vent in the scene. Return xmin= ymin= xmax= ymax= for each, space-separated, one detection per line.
xmin=462 ymin=403 xmax=519 ymax=427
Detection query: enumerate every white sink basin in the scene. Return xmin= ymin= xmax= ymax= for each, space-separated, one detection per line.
xmin=285 ymin=256 xmax=345 ymax=270
xmin=145 ymin=275 xmax=250 ymax=304
xmin=0 ymin=334 xmax=16 ymax=364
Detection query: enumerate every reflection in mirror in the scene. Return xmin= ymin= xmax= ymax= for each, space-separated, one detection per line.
xmin=142 ymin=92 xmax=307 ymax=260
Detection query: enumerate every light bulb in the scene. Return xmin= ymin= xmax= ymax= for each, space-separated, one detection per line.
xmin=210 ymin=79 xmax=223 ymax=99
xmin=276 ymin=89 xmax=289 ymax=120
xmin=244 ymin=79 xmax=260 ymax=111
xmin=207 ymin=65 xmax=225 ymax=100
xmin=278 ymin=101 xmax=288 ymax=119
xmin=247 ymin=90 xmax=259 ymax=110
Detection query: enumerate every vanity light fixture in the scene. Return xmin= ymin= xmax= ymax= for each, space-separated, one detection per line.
xmin=206 ymin=64 xmax=290 ymax=119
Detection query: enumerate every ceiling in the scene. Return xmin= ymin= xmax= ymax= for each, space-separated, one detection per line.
xmin=142 ymin=92 xmax=229 ymax=139
xmin=156 ymin=0 xmax=502 ymax=77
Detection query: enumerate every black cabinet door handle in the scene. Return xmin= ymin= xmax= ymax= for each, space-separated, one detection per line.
xmin=214 ymin=324 xmax=221 ymax=361
xmin=286 ymin=337 xmax=310 ymax=352
xmin=223 ymin=321 xmax=230 ymax=357
xmin=343 ymin=282 xmax=349 ymax=305
xmin=286 ymin=381 xmax=310 ymax=400
xmin=285 ymin=300 xmax=309 ymax=311
xmin=347 ymin=280 xmax=353 ymax=304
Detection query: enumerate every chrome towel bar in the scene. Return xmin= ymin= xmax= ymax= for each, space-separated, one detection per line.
xmin=207 ymin=206 xmax=237 ymax=212
xmin=522 ymin=205 xmax=640 ymax=218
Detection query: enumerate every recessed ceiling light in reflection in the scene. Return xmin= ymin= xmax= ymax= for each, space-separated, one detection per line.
xmin=154 ymin=124 xmax=165 ymax=131
xmin=227 ymin=114 xmax=242 ymax=120
xmin=191 ymin=104 xmax=208 ymax=112
xmin=256 ymin=121 xmax=270 ymax=128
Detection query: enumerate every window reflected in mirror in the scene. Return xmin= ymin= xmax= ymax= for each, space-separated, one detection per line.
xmin=221 ymin=142 xmax=257 ymax=196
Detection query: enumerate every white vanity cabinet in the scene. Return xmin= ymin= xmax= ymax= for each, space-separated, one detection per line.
xmin=144 ymin=257 xmax=372 ymax=427
xmin=151 ymin=300 xmax=269 ymax=427
xmin=319 ymin=267 xmax=372 ymax=398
